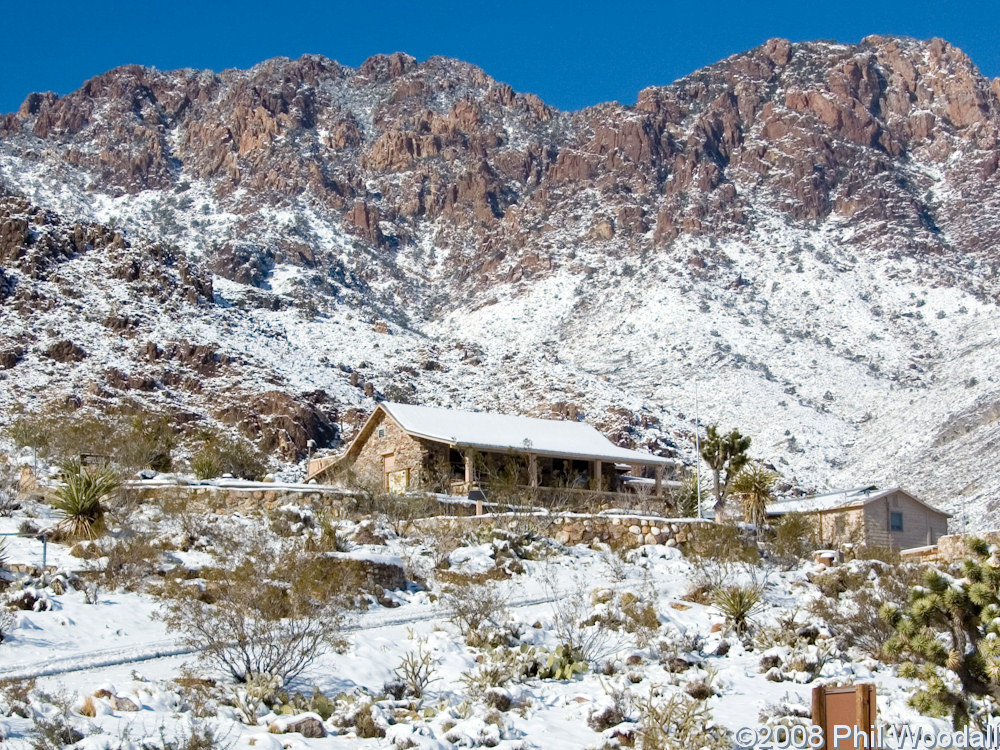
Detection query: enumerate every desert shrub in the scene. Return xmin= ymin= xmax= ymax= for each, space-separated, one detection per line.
xmin=588 ymin=683 xmax=635 ymax=731
xmin=851 ymin=544 xmax=901 ymax=564
xmin=116 ymin=414 xmax=177 ymax=473
xmin=544 ymin=571 xmax=626 ymax=663
xmin=8 ymin=408 xmax=177 ymax=474
xmin=808 ymin=563 xmax=873 ymax=599
xmin=349 ymin=700 xmax=386 ymax=738
xmin=584 ymin=589 xmax=661 ymax=648
xmin=0 ymin=460 xmax=20 ymax=516
xmin=0 ymin=676 xmax=34 ymax=716
xmin=49 ymin=461 xmax=120 ymax=539
xmin=31 ymin=692 xmax=83 ymax=750
xmin=712 ymin=582 xmax=767 ymax=635
xmin=808 ymin=589 xmax=888 ymax=662
xmin=0 ymin=605 xmax=15 ymax=643
xmin=766 ymin=513 xmax=817 ymax=564
xmin=393 ymin=641 xmax=438 ymax=700
xmin=442 ymin=578 xmax=511 ymax=645
xmin=6 ymin=412 xmax=54 ymax=458
xmin=157 ymin=548 xmax=346 ymax=684
xmin=271 ymin=686 xmax=336 ymax=720
xmin=635 ymin=688 xmax=731 ymax=749
xmin=92 ymin=532 xmax=164 ymax=592
xmin=190 ymin=432 xmax=268 ymax=480
xmin=685 ymin=522 xmax=758 ymax=564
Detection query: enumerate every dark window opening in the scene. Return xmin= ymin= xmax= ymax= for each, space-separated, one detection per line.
xmin=889 ymin=512 xmax=903 ymax=532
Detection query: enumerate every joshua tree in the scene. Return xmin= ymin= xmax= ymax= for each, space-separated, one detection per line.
xmin=883 ymin=538 xmax=1000 ymax=729
xmin=699 ymin=425 xmax=751 ymax=520
xmin=730 ymin=462 xmax=778 ymax=538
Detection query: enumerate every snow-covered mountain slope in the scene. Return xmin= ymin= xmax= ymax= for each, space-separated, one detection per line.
xmin=2 ymin=36 xmax=1000 ymax=527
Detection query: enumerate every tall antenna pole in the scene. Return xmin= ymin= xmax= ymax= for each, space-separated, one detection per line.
xmin=695 ymin=379 xmax=702 ymax=519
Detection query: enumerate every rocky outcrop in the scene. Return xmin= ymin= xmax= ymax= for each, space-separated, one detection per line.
xmin=2 ymin=37 xmax=999 ymax=295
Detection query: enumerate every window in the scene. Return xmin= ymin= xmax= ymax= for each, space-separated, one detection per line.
xmin=889 ymin=512 xmax=903 ymax=532
xmin=377 ymin=426 xmax=386 ymax=438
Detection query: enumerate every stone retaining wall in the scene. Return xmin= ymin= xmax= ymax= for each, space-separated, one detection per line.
xmin=125 ymin=484 xmax=355 ymax=515
xmin=936 ymin=530 xmax=1000 ymax=563
xmin=413 ymin=513 xmax=711 ymax=549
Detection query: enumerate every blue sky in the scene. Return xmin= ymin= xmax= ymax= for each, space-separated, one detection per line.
xmin=1 ymin=0 xmax=998 ymax=115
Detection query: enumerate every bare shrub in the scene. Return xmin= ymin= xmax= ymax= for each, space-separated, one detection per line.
xmin=442 ymin=578 xmax=511 ymax=645
xmin=0 ymin=676 xmax=34 ymax=717
xmin=636 ymin=688 xmax=731 ymax=749
xmin=0 ymin=459 xmax=20 ymax=516
xmin=543 ymin=569 xmax=626 ymax=663
xmin=0 ymin=605 xmax=16 ymax=644
xmin=157 ymin=547 xmax=347 ymax=684
xmin=807 ymin=561 xmax=920 ymax=661
xmin=766 ymin=513 xmax=817 ymax=565
xmin=393 ymin=641 xmax=438 ymax=700
xmin=685 ymin=522 xmax=758 ymax=564
xmin=91 ymin=532 xmax=164 ymax=592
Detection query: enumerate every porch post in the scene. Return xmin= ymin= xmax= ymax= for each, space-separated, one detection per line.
xmin=464 ymin=453 xmax=473 ymax=489
xmin=594 ymin=460 xmax=602 ymax=490
xmin=654 ymin=465 xmax=663 ymax=497
xmin=528 ymin=453 xmax=538 ymax=488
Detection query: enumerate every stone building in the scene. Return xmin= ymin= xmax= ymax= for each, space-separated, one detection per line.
xmin=767 ymin=486 xmax=950 ymax=549
xmin=307 ymin=401 xmax=674 ymax=496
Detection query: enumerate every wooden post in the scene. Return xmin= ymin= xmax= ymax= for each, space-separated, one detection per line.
xmin=812 ymin=686 xmax=826 ymax=750
xmin=529 ymin=453 xmax=538 ymax=488
xmin=593 ymin=460 xmax=602 ymax=490
xmin=464 ymin=453 xmax=473 ymax=490
xmin=654 ymin=465 xmax=663 ymax=497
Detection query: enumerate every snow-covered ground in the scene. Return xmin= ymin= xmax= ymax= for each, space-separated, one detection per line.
xmin=0 ymin=487 xmax=969 ymax=749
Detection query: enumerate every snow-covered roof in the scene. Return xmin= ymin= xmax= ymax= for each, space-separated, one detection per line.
xmin=767 ymin=485 xmax=950 ymax=517
xmin=379 ymin=402 xmax=674 ymax=466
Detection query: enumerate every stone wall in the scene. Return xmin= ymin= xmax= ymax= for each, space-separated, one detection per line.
xmin=936 ymin=530 xmax=1000 ymax=563
xmin=413 ymin=512 xmax=710 ymax=549
xmin=126 ymin=483 xmax=354 ymax=515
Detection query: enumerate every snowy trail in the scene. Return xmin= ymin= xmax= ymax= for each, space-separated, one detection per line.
xmin=2 ymin=593 xmax=560 ymax=681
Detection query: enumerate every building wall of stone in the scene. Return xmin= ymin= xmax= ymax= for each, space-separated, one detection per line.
xmin=351 ymin=410 xmax=429 ymax=491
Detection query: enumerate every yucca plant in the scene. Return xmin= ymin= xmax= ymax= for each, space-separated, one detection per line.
xmin=730 ymin=461 xmax=778 ymax=539
xmin=50 ymin=462 xmax=119 ymax=539
xmin=711 ymin=582 xmax=767 ymax=635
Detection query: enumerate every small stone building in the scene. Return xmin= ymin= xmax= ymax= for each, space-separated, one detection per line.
xmin=767 ymin=486 xmax=950 ymax=549
xmin=308 ymin=401 xmax=674 ymax=496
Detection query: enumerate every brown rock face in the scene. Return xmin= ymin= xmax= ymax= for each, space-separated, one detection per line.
xmin=44 ymin=340 xmax=87 ymax=363
xmin=215 ymin=390 xmax=339 ymax=460
xmin=4 ymin=36 xmax=997 ymax=298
